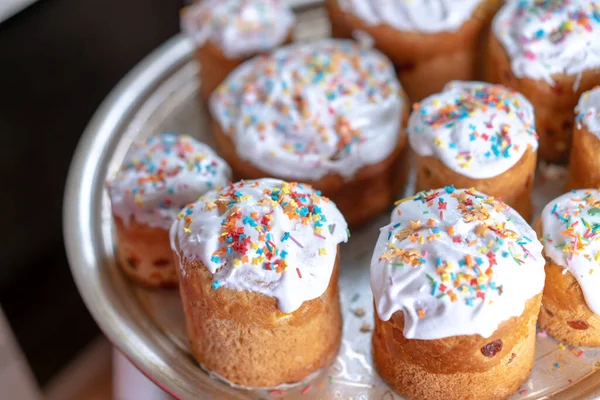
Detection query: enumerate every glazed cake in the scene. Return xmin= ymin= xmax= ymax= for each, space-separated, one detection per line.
xmin=408 ymin=81 xmax=539 ymax=220
xmin=170 ymin=179 xmax=348 ymax=387
xmin=107 ymin=133 xmax=230 ymax=287
xmin=371 ymin=187 xmax=545 ymax=399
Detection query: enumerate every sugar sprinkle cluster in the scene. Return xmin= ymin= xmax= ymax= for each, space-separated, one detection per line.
xmin=215 ymin=41 xmax=397 ymax=156
xmin=180 ymin=181 xmax=337 ymax=274
xmin=543 ymin=189 xmax=600 ymax=273
xmin=494 ymin=0 xmax=600 ymax=84
xmin=371 ymin=186 xmax=545 ymax=339
xmin=408 ymin=81 xmax=537 ymax=179
xmin=381 ymin=187 xmax=538 ymax=306
xmin=210 ymin=39 xmax=403 ymax=181
xmin=172 ymin=179 xmax=349 ymax=312
xmin=122 ymin=135 xmax=222 ymax=207
xmin=107 ymin=133 xmax=230 ymax=229
xmin=512 ymin=0 xmax=600 ymax=53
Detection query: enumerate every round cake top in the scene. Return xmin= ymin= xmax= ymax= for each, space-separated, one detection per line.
xmin=541 ymin=189 xmax=600 ymax=315
xmin=337 ymin=0 xmax=485 ymax=33
xmin=407 ymin=81 xmax=538 ymax=179
xmin=370 ymin=186 xmax=545 ymax=340
xmin=210 ymin=39 xmax=404 ymax=181
xmin=576 ymin=85 xmax=600 ymax=137
xmin=107 ymin=133 xmax=231 ymax=230
xmin=493 ymin=0 xmax=600 ymax=86
xmin=181 ymin=0 xmax=295 ymax=59
xmin=170 ymin=178 xmax=349 ymax=313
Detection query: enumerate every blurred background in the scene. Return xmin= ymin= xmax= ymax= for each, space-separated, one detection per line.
xmin=0 ymin=0 xmax=184 ymax=397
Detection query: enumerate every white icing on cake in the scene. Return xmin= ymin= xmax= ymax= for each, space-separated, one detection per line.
xmin=170 ymin=179 xmax=349 ymax=313
xmin=107 ymin=133 xmax=231 ymax=230
xmin=210 ymin=39 xmax=404 ymax=181
xmin=576 ymin=86 xmax=600 ymax=137
xmin=337 ymin=0 xmax=485 ymax=33
xmin=493 ymin=0 xmax=600 ymax=88
xmin=370 ymin=187 xmax=545 ymax=340
xmin=408 ymin=81 xmax=538 ymax=179
xmin=541 ymin=189 xmax=600 ymax=315
xmin=181 ymin=0 xmax=295 ymax=59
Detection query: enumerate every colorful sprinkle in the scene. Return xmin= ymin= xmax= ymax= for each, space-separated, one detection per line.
xmin=495 ymin=0 xmax=600 ymax=88
xmin=108 ymin=133 xmax=230 ymax=228
xmin=211 ymin=39 xmax=402 ymax=181
xmin=408 ymin=82 xmax=537 ymax=178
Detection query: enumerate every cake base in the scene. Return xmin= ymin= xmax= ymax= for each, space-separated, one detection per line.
xmin=325 ymin=0 xmax=502 ymax=101
xmin=175 ymin=254 xmax=343 ymax=387
xmin=414 ymin=147 xmax=537 ymax=222
xmin=113 ymin=217 xmax=178 ymax=288
xmin=372 ymin=294 xmax=542 ymax=400
xmin=566 ymin=124 xmax=600 ymax=191
xmin=485 ymin=34 xmax=600 ymax=163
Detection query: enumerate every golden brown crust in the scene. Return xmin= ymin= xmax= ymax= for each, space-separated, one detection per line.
xmin=396 ymin=49 xmax=476 ymax=104
xmin=327 ymin=0 xmax=354 ymax=40
xmin=372 ymin=294 xmax=542 ymax=400
xmin=485 ymin=33 xmax=600 ymax=163
xmin=414 ymin=147 xmax=537 ymax=221
xmin=175 ymin=253 xmax=342 ymax=387
xmin=212 ymin=119 xmax=409 ymax=227
xmin=326 ymin=0 xmax=502 ymax=101
xmin=113 ymin=217 xmax=178 ymax=288
xmin=195 ymin=41 xmax=247 ymax=104
xmin=566 ymin=124 xmax=600 ymax=191
xmin=534 ymin=219 xmax=600 ymax=346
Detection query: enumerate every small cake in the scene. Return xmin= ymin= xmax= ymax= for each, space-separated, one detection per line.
xmin=181 ymin=0 xmax=295 ymax=102
xmin=408 ymin=81 xmax=538 ymax=221
xmin=107 ymin=133 xmax=231 ymax=288
xmin=371 ymin=187 xmax=545 ymax=400
xmin=210 ymin=39 xmax=409 ymax=226
xmin=567 ymin=86 xmax=600 ymax=190
xmin=170 ymin=179 xmax=348 ymax=387
xmin=486 ymin=0 xmax=600 ymax=163
xmin=537 ymin=189 xmax=600 ymax=346
xmin=326 ymin=0 xmax=503 ymax=101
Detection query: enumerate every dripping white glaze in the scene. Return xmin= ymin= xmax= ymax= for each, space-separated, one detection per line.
xmin=170 ymin=179 xmax=348 ymax=313
xmin=408 ymin=81 xmax=538 ymax=179
xmin=371 ymin=187 xmax=545 ymax=340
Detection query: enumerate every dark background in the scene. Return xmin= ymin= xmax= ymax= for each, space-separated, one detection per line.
xmin=0 ymin=0 xmax=184 ymax=385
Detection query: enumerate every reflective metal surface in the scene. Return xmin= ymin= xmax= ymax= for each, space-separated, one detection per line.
xmin=64 ymin=3 xmax=600 ymax=399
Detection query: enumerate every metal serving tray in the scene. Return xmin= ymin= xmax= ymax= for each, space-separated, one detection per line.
xmin=63 ymin=2 xmax=600 ymax=399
